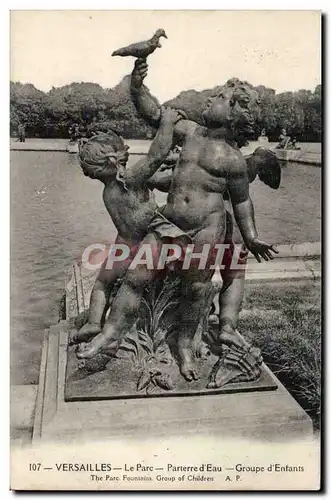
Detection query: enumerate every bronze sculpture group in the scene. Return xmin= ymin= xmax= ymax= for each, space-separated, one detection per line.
xmin=70 ymin=30 xmax=281 ymax=393
xmin=276 ymin=129 xmax=301 ymax=150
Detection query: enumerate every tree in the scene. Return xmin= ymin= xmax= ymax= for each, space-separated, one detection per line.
xmin=10 ymin=78 xmax=321 ymax=141
xmin=10 ymin=82 xmax=46 ymax=137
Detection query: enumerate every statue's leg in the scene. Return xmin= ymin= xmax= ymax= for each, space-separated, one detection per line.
xmin=70 ymin=261 xmax=128 ymax=345
xmin=71 ymin=235 xmax=143 ymax=345
xmin=177 ymin=268 xmax=214 ymax=381
xmin=216 ymin=239 xmax=250 ymax=349
xmin=217 ymin=275 xmax=250 ymax=349
xmin=76 ymin=233 xmax=161 ymax=359
xmin=194 ymin=279 xmax=222 ymax=358
xmin=206 ymin=244 xmax=263 ymax=389
xmin=177 ymin=222 xmax=227 ymax=380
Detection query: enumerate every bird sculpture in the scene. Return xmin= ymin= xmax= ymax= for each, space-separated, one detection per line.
xmin=112 ymin=29 xmax=168 ymax=59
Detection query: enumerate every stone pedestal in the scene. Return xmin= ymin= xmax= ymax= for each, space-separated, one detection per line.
xmin=31 ymin=263 xmax=314 ymax=443
xmin=32 ymin=321 xmax=313 ymax=443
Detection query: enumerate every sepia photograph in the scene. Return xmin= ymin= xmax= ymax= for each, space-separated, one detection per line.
xmin=9 ymin=9 xmax=322 ymax=491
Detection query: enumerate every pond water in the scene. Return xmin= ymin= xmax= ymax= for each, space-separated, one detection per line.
xmin=10 ymin=150 xmax=321 ymax=385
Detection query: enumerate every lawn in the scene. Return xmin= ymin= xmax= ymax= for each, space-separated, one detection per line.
xmin=239 ymin=279 xmax=321 ymax=430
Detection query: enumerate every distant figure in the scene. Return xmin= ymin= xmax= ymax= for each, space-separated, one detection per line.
xmin=18 ymin=124 xmax=26 ymax=143
xmin=276 ymin=128 xmax=291 ymax=149
xmin=276 ymin=129 xmax=301 ymax=150
xmin=258 ymin=128 xmax=269 ymax=144
xmin=74 ymin=124 xmax=81 ymax=140
xmin=69 ymin=123 xmax=81 ymax=143
xmin=289 ymin=136 xmax=301 ymax=150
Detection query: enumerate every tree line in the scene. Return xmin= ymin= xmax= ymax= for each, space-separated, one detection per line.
xmin=10 ymin=76 xmax=321 ymax=142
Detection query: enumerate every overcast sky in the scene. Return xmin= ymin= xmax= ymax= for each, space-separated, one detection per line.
xmin=10 ymin=10 xmax=321 ymax=102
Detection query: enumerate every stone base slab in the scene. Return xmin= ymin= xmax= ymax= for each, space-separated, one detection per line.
xmin=32 ymin=321 xmax=313 ymax=443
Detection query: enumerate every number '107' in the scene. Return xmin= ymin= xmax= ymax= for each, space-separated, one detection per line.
xmin=29 ymin=463 xmax=41 ymax=471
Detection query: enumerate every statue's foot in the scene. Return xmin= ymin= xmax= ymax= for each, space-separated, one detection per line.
xmin=180 ymin=361 xmax=199 ymax=381
xmin=69 ymin=323 xmax=102 ymax=345
xmin=207 ymin=364 xmax=242 ymax=389
xmin=179 ymin=353 xmax=199 ymax=381
xmin=207 ymin=344 xmax=263 ymax=389
xmin=76 ymin=346 xmax=111 ymax=373
xmin=218 ymin=325 xmax=250 ymax=351
xmin=76 ymin=333 xmax=119 ymax=359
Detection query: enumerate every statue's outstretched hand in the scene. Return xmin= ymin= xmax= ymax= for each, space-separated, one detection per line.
xmin=246 ymin=238 xmax=278 ymax=263
xmin=131 ymin=58 xmax=148 ymax=87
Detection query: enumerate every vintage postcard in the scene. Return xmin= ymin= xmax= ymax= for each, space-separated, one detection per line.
xmin=10 ymin=10 xmax=321 ymax=491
